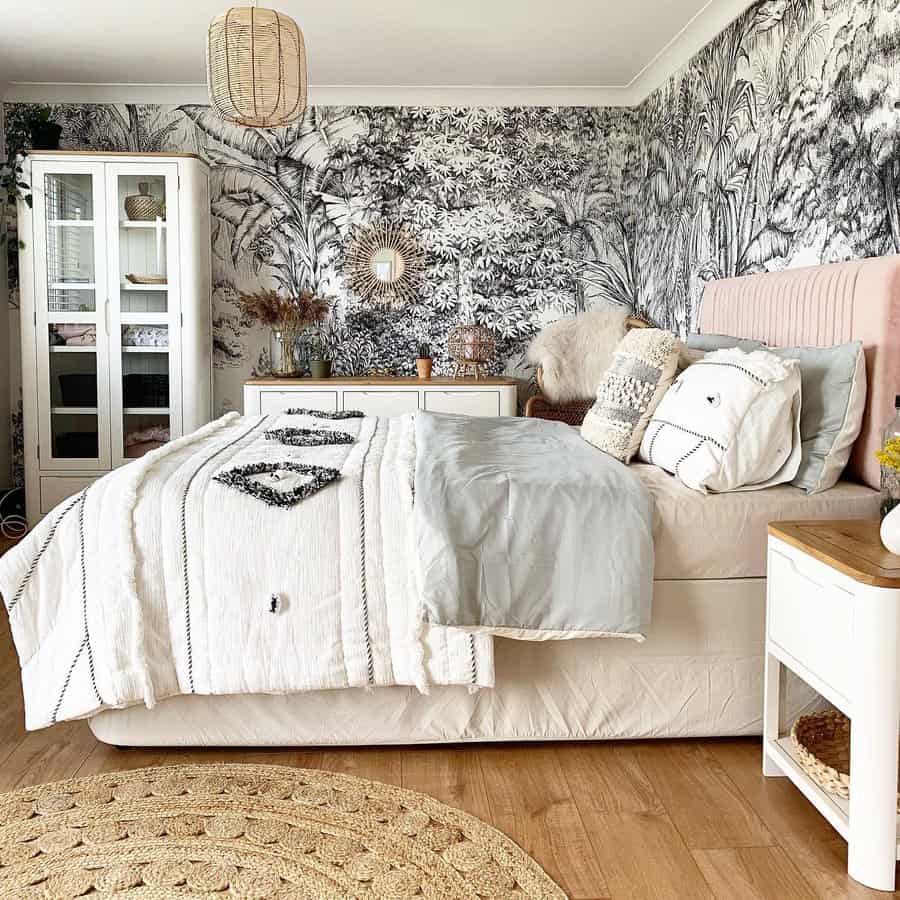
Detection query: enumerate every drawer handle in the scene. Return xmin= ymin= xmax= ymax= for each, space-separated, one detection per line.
xmin=776 ymin=551 xmax=824 ymax=591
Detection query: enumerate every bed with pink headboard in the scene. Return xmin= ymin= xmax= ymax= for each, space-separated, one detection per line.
xmin=81 ymin=257 xmax=900 ymax=748
xmin=698 ymin=255 xmax=900 ymax=490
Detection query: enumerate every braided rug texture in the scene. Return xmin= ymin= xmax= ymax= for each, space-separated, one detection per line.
xmin=0 ymin=763 xmax=565 ymax=899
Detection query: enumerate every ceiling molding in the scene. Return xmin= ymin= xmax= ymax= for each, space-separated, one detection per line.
xmin=5 ymin=83 xmax=211 ymax=105
xmin=627 ymin=0 xmax=755 ymax=101
xmin=4 ymin=82 xmax=640 ymax=107
xmin=2 ymin=0 xmax=755 ymax=110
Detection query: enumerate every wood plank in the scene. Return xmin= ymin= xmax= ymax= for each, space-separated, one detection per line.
xmin=769 ymin=521 xmax=900 ymax=588
xmin=558 ymin=742 xmax=712 ymax=900
xmin=75 ymin=743 xmax=325 ymax=777
xmin=479 ymin=745 xmax=609 ymax=900
xmin=692 ymin=847 xmax=817 ymax=900
xmin=0 ymin=720 xmax=96 ymax=792
xmin=0 ymin=620 xmax=28 ymax=769
xmin=556 ymin=742 xmax=665 ymax=815
xmin=706 ymin=739 xmax=897 ymax=899
xmin=583 ymin=811 xmax=713 ymax=900
xmin=0 ymin=682 xmax=28 ymax=771
xmin=28 ymin=149 xmax=203 ymax=160
xmin=318 ymin=748 xmax=403 ymax=787
xmin=400 ymin=746 xmax=493 ymax=823
xmin=635 ymin=741 xmax=773 ymax=850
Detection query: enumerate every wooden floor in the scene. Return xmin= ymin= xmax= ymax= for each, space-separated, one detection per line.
xmin=0 ymin=573 xmax=897 ymax=897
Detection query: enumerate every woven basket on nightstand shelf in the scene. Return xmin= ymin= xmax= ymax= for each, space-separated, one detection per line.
xmin=790 ymin=710 xmax=900 ymax=811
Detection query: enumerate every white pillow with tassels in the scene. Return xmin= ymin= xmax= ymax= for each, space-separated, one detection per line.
xmin=639 ymin=348 xmax=802 ymax=493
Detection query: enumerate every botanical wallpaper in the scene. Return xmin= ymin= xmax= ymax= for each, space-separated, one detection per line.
xmin=638 ymin=0 xmax=900 ymax=332
xmin=3 ymin=0 xmax=900 ymax=489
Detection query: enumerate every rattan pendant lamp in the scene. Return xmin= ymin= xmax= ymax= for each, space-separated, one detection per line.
xmin=207 ymin=1 xmax=308 ymax=127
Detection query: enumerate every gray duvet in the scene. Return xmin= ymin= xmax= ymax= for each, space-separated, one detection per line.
xmin=414 ymin=412 xmax=654 ymax=640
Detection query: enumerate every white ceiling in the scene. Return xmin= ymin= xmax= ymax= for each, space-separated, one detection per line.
xmin=0 ymin=0 xmax=754 ymax=106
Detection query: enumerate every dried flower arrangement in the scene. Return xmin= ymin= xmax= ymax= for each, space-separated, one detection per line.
xmin=237 ymin=289 xmax=331 ymax=330
xmin=238 ymin=289 xmax=332 ymax=376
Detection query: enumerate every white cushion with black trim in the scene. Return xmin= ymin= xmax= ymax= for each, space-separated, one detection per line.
xmin=639 ymin=348 xmax=802 ymax=493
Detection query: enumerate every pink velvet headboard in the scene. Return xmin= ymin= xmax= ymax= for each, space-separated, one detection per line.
xmin=698 ymin=255 xmax=900 ymax=490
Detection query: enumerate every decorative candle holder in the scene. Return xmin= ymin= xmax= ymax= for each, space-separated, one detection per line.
xmin=448 ymin=324 xmax=495 ymax=379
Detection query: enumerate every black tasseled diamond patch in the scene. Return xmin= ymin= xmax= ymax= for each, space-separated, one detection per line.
xmin=284 ymin=408 xmax=365 ymax=419
xmin=264 ymin=427 xmax=355 ymax=447
xmin=213 ymin=462 xmax=341 ymax=508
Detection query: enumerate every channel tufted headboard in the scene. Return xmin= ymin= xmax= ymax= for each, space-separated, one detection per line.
xmin=697 ymin=255 xmax=900 ymax=490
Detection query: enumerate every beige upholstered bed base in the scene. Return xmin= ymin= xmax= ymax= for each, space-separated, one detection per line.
xmin=91 ymin=578 xmax=819 ymax=746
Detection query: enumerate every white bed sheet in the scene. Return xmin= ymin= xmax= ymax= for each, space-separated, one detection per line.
xmin=636 ymin=466 xmax=879 ymax=579
xmin=90 ymin=578 xmax=818 ymax=746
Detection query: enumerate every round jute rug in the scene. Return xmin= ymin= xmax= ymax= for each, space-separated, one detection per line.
xmin=0 ymin=762 xmax=566 ymax=899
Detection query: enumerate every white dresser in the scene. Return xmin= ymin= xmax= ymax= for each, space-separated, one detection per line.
xmin=243 ymin=377 xmax=519 ymax=418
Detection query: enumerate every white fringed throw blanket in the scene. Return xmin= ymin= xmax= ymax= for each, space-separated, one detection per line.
xmin=1 ymin=411 xmax=493 ymax=729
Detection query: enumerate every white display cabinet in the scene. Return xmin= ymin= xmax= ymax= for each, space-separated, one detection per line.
xmin=17 ymin=152 xmax=213 ymax=524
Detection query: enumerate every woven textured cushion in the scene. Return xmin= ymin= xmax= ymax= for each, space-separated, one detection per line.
xmin=581 ymin=328 xmax=681 ymax=463
xmin=639 ymin=348 xmax=802 ymax=493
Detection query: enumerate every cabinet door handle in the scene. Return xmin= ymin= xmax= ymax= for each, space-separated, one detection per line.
xmin=104 ymin=299 xmax=110 ymax=335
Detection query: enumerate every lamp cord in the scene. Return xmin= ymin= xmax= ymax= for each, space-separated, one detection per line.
xmin=0 ymin=488 xmax=27 ymax=540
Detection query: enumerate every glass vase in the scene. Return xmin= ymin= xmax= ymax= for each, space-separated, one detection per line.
xmin=881 ymin=466 xmax=900 ymax=520
xmin=270 ymin=328 xmax=299 ymax=377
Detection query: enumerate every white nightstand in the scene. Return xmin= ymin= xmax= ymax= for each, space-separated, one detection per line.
xmin=765 ymin=520 xmax=900 ymax=891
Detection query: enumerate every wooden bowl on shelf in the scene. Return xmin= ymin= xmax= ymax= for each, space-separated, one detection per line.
xmin=125 ymin=274 xmax=167 ymax=285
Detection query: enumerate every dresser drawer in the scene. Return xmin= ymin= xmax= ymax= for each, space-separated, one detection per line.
xmin=343 ymin=391 xmax=420 ymax=416
xmin=40 ymin=475 xmax=96 ymax=514
xmin=767 ymin=546 xmax=853 ymax=699
xmin=424 ymin=390 xmax=501 ymax=417
xmin=258 ymin=391 xmax=338 ymax=415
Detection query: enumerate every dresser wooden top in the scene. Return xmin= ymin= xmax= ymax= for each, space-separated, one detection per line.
xmin=245 ymin=377 xmax=519 ymax=387
xmin=769 ymin=520 xmax=900 ymax=588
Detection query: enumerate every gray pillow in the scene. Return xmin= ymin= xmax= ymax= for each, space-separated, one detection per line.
xmin=767 ymin=341 xmax=866 ymax=493
xmin=686 ymin=333 xmax=766 ymax=353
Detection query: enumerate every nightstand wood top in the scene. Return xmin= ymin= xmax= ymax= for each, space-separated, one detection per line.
xmin=769 ymin=520 xmax=900 ymax=588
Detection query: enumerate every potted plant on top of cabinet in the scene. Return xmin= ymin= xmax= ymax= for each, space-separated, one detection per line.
xmin=416 ymin=343 xmax=433 ymax=379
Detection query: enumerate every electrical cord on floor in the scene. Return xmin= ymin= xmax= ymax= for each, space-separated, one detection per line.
xmin=0 ymin=487 xmax=27 ymax=540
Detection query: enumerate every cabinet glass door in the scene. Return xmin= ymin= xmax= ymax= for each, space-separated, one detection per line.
xmin=106 ymin=164 xmax=181 ymax=466
xmin=33 ymin=162 xmax=111 ymax=470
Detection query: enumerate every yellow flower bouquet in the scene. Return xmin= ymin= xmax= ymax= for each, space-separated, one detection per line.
xmin=877 ymin=437 xmax=900 ymax=473
xmin=877 ymin=437 xmax=900 ymax=519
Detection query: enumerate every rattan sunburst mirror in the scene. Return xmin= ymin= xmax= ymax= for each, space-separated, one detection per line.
xmin=344 ymin=221 xmax=425 ymax=308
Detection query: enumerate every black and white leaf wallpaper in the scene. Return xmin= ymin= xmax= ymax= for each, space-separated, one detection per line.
xmin=4 ymin=0 xmax=899 ymax=487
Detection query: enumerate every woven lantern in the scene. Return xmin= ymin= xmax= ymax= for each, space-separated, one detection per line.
xmin=207 ymin=4 xmax=307 ymax=127
xmin=448 ymin=325 xmax=496 ymax=379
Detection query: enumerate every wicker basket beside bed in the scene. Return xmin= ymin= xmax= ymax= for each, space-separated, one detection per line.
xmin=791 ymin=710 xmax=900 ymax=811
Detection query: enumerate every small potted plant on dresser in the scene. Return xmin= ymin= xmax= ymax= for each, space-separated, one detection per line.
xmin=308 ymin=335 xmax=332 ymax=379
xmin=416 ymin=343 xmax=433 ymax=380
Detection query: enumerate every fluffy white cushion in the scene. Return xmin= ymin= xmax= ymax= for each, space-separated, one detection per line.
xmin=581 ymin=328 xmax=682 ymax=463
xmin=639 ymin=348 xmax=802 ymax=493
xmin=526 ymin=304 xmax=629 ymax=403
